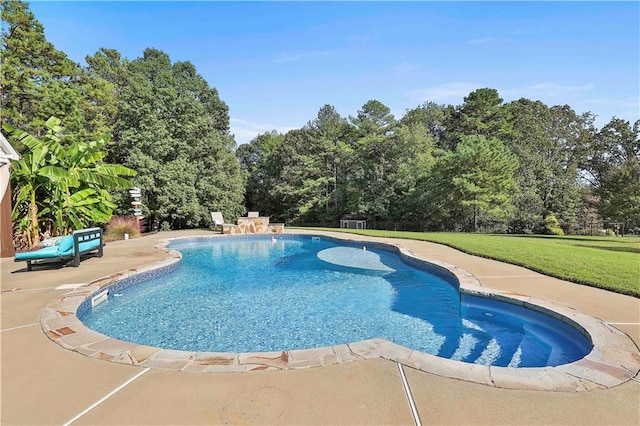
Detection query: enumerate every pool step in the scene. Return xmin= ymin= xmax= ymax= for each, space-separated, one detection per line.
xmin=494 ymin=332 xmax=526 ymax=367
xmin=446 ymin=327 xmax=529 ymax=367
xmin=473 ymin=338 xmax=501 ymax=365
xmin=515 ymin=333 xmax=553 ymax=367
xmin=449 ymin=333 xmax=478 ymax=361
xmin=461 ymin=332 xmax=492 ymax=364
xmin=507 ymin=345 xmax=523 ymax=367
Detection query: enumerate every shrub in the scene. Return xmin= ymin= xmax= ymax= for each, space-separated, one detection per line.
xmin=105 ymin=216 xmax=141 ymax=241
xmin=160 ymin=221 xmax=171 ymax=232
xmin=543 ymin=215 xmax=565 ymax=236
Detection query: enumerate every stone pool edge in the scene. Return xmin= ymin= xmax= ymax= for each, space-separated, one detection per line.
xmin=40 ymin=234 xmax=640 ymax=392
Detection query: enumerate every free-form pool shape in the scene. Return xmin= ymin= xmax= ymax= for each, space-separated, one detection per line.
xmin=79 ymin=235 xmax=591 ymax=368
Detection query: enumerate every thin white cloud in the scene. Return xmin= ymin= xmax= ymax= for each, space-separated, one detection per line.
xmin=348 ymin=33 xmax=377 ymax=47
xmin=511 ymin=27 xmax=537 ymax=36
xmin=581 ymin=95 xmax=639 ymax=114
xmin=230 ymin=118 xmax=296 ymax=145
xmin=405 ymin=82 xmax=481 ymax=104
xmin=391 ymin=62 xmax=420 ymax=75
xmin=502 ymin=82 xmax=595 ymax=100
xmin=275 ymin=50 xmax=333 ymax=63
xmin=576 ymin=96 xmax=640 ymax=126
xmin=465 ymin=37 xmax=511 ymax=45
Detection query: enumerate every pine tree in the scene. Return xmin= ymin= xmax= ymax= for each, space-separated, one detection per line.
xmin=1 ymin=0 xmax=115 ymax=145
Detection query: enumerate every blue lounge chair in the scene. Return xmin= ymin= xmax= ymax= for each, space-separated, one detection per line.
xmin=14 ymin=227 xmax=104 ymax=271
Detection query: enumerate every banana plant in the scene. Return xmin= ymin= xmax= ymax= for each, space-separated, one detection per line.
xmin=5 ymin=117 xmax=137 ymax=247
xmin=3 ymin=117 xmax=63 ymax=246
xmin=39 ymin=133 xmax=136 ymax=235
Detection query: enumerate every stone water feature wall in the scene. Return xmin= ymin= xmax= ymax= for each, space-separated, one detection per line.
xmin=222 ymin=217 xmax=285 ymax=235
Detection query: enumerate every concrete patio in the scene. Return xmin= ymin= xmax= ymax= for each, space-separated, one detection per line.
xmin=1 ymin=229 xmax=639 ymax=425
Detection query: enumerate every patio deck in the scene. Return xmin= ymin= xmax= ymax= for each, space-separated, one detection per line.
xmin=1 ymin=229 xmax=638 ymax=425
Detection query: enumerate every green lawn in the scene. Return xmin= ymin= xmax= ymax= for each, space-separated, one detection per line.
xmin=303 ymin=228 xmax=640 ymax=297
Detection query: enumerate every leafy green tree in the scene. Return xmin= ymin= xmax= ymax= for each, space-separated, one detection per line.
xmin=346 ymin=100 xmax=400 ymax=222
xmin=349 ymin=131 xmax=391 ymax=221
xmin=542 ymin=105 xmax=594 ymax=232
xmin=4 ymin=117 xmax=136 ymax=247
xmin=104 ymin=48 xmax=243 ymax=228
xmin=239 ymin=105 xmax=356 ymax=225
xmin=385 ymin=124 xmax=436 ymax=224
xmin=597 ymin=161 xmax=640 ymax=230
xmin=426 ymin=135 xmax=518 ymax=232
xmin=306 ymin=104 xmax=355 ymax=218
xmin=270 ymin=128 xmax=330 ymax=223
xmin=400 ymin=101 xmax=449 ymax=149
xmin=503 ymin=99 xmax=594 ymax=233
xmin=237 ymin=131 xmax=284 ymax=215
xmin=503 ymin=99 xmax=549 ymax=232
xmin=348 ymin=123 xmax=436 ymax=225
xmin=587 ymin=118 xmax=640 ymax=229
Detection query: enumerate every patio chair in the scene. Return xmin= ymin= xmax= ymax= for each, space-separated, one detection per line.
xmin=14 ymin=227 xmax=103 ymax=271
xmin=211 ymin=211 xmax=226 ymax=227
xmin=210 ymin=212 xmax=239 ymax=234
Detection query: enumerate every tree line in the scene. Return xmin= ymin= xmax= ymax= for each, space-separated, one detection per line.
xmin=239 ymin=95 xmax=639 ymax=234
xmin=2 ymin=0 xmax=638 ymax=244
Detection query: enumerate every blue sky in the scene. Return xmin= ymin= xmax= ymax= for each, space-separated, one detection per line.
xmin=30 ymin=1 xmax=639 ymax=145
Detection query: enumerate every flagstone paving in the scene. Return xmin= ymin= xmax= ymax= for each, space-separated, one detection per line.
xmin=2 ymin=229 xmax=639 ymax=425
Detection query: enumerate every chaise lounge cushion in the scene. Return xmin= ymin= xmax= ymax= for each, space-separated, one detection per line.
xmin=77 ymin=239 xmax=101 ymax=253
xmin=14 ymin=246 xmax=61 ymax=261
xmin=14 ymin=234 xmax=101 ymax=261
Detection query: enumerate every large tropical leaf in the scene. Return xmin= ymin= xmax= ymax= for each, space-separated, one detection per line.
xmin=6 ymin=116 xmax=141 ymax=240
xmin=98 ymin=163 xmax=138 ymax=177
xmin=38 ymin=165 xmax=70 ymax=180
xmin=66 ymin=188 xmax=98 ymax=205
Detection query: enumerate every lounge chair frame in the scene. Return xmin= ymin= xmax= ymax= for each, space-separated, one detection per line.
xmin=15 ymin=227 xmax=104 ymax=271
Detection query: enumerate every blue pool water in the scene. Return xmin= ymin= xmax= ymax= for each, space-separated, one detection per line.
xmin=79 ymin=235 xmax=592 ymax=367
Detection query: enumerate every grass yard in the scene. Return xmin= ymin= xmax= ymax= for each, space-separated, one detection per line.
xmin=306 ymin=228 xmax=640 ymax=297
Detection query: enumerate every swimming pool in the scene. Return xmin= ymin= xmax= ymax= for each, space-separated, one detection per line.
xmin=78 ymin=235 xmax=591 ymax=368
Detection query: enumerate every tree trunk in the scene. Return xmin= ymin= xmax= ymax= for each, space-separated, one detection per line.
xmin=29 ymin=196 xmax=40 ymax=247
xmin=473 ymin=202 xmax=478 ymax=233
